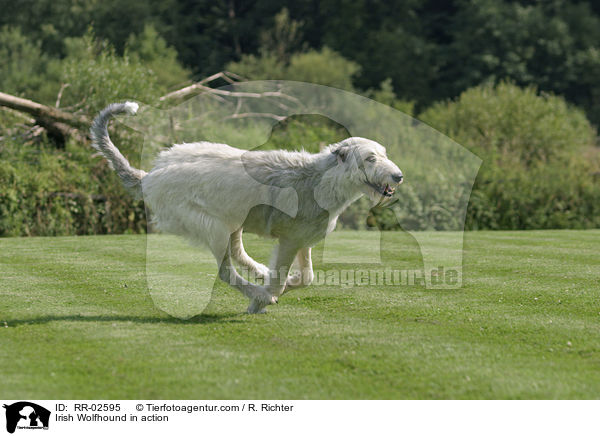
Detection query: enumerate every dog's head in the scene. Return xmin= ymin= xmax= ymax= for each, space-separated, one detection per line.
xmin=329 ymin=137 xmax=403 ymax=205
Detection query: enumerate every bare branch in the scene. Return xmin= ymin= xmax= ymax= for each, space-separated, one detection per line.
xmin=1 ymin=71 xmax=300 ymax=145
xmin=55 ymin=83 xmax=70 ymax=108
xmin=0 ymin=91 xmax=88 ymax=143
xmin=0 ymin=91 xmax=90 ymax=130
xmin=198 ymin=71 xmax=239 ymax=85
xmin=224 ymin=112 xmax=287 ymax=122
xmin=222 ymin=71 xmax=246 ymax=82
xmin=159 ymin=72 xmax=301 ymax=107
xmin=234 ymin=97 xmax=243 ymax=115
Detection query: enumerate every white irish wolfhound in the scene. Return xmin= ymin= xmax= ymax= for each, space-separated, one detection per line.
xmin=91 ymin=102 xmax=403 ymax=313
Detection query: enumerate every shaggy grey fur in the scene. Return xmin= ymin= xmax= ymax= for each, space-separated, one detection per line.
xmin=90 ymin=102 xmax=146 ymax=198
xmin=91 ymin=102 xmax=403 ymax=313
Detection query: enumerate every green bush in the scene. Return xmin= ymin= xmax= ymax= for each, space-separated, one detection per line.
xmin=420 ymin=82 xmax=600 ymax=229
xmin=227 ymin=47 xmax=360 ymax=91
xmin=126 ymin=24 xmax=191 ymax=91
xmin=421 ymin=82 xmax=595 ymax=165
xmin=60 ymin=30 xmax=163 ymax=115
xmin=2 ymin=24 xmax=599 ymax=236
xmin=0 ymin=137 xmax=146 ymax=237
xmin=0 ymin=26 xmax=61 ymax=105
xmin=226 ymin=8 xmax=363 ymax=91
xmin=0 ymin=29 xmax=178 ymax=236
xmin=0 ymin=26 xmax=47 ymax=96
xmin=0 ymin=25 xmax=191 ymax=114
xmin=363 ymin=78 xmax=414 ymax=115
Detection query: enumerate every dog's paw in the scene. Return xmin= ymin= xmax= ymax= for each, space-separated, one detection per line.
xmin=247 ymin=293 xmax=277 ymax=314
xmin=283 ymin=269 xmax=313 ymax=293
xmin=286 ymin=270 xmax=302 ymax=287
xmin=247 ymin=299 xmax=267 ymax=314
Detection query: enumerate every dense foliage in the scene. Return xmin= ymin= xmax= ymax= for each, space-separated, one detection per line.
xmin=423 ymin=83 xmax=600 ymax=229
xmin=0 ymin=1 xmax=598 ymax=235
xmin=2 ymin=0 xmax=600 ymax=124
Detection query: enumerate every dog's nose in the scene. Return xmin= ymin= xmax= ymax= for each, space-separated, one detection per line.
xmin=392 ymin=172 xmax=403 ymax=183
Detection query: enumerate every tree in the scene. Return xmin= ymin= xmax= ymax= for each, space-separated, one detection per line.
xmin=438 ymin=0 xmax=600 ymax=124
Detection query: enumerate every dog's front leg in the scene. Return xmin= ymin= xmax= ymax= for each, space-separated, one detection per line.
xmin=283 ymin=247 xmax=314 ymax=293
xmin=247 ymin=239 xmax=299 ymax=313
xmin=267 ymin=240 xmax=301 ymax=298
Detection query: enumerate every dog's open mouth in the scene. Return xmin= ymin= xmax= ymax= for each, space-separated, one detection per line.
xmin=365 ymin=181 xmax=395 ymax=197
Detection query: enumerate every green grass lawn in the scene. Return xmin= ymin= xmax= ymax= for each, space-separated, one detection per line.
xmin=1 ymin=230 xmax=599 ymax=399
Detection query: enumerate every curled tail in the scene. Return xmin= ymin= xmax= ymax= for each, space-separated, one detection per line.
xmin=90 ymin=102 xmax=146 ymax=198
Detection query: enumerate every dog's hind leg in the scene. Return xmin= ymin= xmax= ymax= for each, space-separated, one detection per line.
xmin=230 ymin=228 xmax=270 ymax=279
xmin=204 ymin=220 xmax=275 ymax=313
xmin=217 ymin=249 xmax=276 ymax=314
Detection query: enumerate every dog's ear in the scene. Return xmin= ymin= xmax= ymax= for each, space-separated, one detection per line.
xmin=332 ymin=145 xmax=349 ymax=163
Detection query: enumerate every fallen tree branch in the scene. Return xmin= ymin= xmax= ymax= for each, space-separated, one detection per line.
xmin=160 ymin=71 xmax=242 ymax=102
xmin=0 ymin=71 xmax=296 ymax=144
xmin=159 ymin=77 xmax=301 ymax=124
xmin=0 ymin=91 xmax=90 ymax=130
xmin=160 ymin=82 xmax=300 ymax=106
xmin=0 ymin=91 xmax=89 ymax=144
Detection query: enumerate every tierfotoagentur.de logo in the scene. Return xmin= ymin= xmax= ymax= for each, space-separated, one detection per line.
xmin=3 ymin=402 xmax=50 ymax=434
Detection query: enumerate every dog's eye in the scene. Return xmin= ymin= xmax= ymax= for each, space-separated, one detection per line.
xmin=366 ymin=156 xmax=376 ymax=163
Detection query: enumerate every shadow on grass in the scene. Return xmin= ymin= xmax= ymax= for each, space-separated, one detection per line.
xmin=3 ymin=312 xmax=247 ymax=327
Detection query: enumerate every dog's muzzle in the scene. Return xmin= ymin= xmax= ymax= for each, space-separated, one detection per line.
xmin=365 ymin=181 xmax=396 ymax=197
